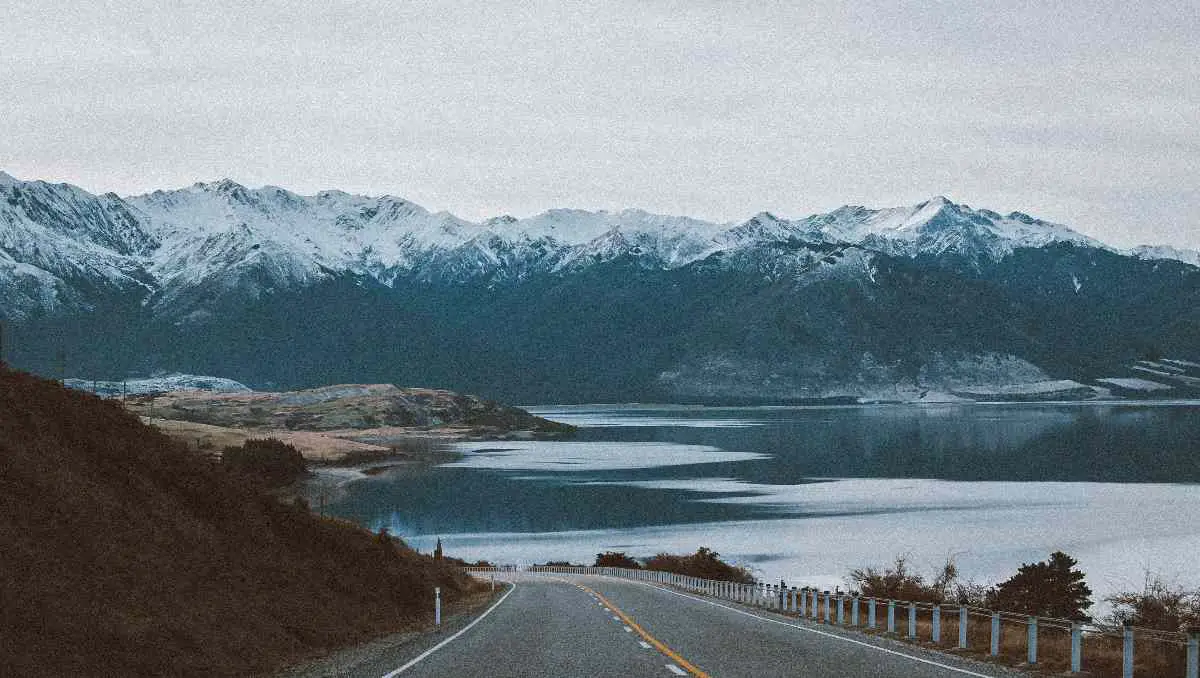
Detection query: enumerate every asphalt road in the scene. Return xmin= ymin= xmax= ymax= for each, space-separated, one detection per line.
xmin=292 ymin=574 xmax=1019 ymax=677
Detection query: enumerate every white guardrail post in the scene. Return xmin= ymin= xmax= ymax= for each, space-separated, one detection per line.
xmin=931 ymin=605 xmax=941 ymax=644
xmin=851 ymin=595 xmax=859 ymax=626
xmin=887 ymin=600 xmax=896 ymax=633
xmin=824 ymin=592 xmax=832 ymax=624
xmin=1027 ymin=616 xmax=1037 ymax=665
xmin=958 ymin=606 xmax=968 ymax=649
xmin=799 ymin=588 xmax=807 ymax=616
xmin=837 ymin=594 xmax=845 ymax=625
xmin=990 ymin=612 xmax=1000 ymax=656
xmin=1188 ymin=629 xmax=1199 ymax=678
xmin=868 ymin=598 xmax=877 ymax=629
xmin=907 ymin=602 xmax=917 ymax=639
xmin=1122 ymin=626 xmax=1133 ymax=678
xmin=790 ymin=587 xmax=798 ymax=613
xmin=1070 ymin=622 xmax=1082 ymax=673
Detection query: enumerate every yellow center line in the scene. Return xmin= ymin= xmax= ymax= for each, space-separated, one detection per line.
xmin=577 ymin=584 xmax=712 ymax=678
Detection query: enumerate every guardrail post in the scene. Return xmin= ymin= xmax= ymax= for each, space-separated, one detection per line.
xmin=958 ymin=606 xmax=968 ymax=649
xmin=908 ymin=602 xmax=917 ymax=639
xmin=887 ymin=600 xmax=896 ymax=633
xmin=799 ymin=588 xmax=807 ymax=616
xmin=790 ymin=587 xmax=797 ymax=613
xmin=1123 ymin=626 xmax=1133 ymax=678
xmin=811 ymin=589 xmax=819 ymax=618
xmin=1070 ymin=622 xmax=1082 ymax=673
xmin=990 ymin=612 xmax=1000 ymax=656
xmin=824 ymin=592 xmax=832 ymax=624
xmin=851 ymin=596 xmax=859 ymax=626
xmin=1187 ymin=629 xmax=1198 ymax=678
xmin=837 ymin=595 xmax=845 ymax=625
xmin=1027 ymin=617 xmax=1038 ymax=665
xmin=932 ymin=605 xmax=941 ymax=644
xmin=869 ymin=598 xmax=877 ymax=629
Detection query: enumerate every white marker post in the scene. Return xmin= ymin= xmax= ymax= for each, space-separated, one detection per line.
xmin=435 ymin=587 xmax=442 ymax=627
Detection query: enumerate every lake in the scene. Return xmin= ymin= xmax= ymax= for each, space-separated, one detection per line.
xmin=313 ymin=402 xmax=1200 ymax=610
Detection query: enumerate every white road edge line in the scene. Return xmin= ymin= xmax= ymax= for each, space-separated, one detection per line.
xmin=639 ymin=641 xmax=653 ymax=649
xmin=665 ymin=664 xmax=687 ymax=675
xmin=606 ymin=578 xmax=996 ymax=678
xmin=381 ymin=582 xmax=518 ymax=677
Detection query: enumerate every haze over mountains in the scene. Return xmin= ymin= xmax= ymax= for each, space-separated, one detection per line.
xmin=2 ymin=171 xmax=1197 ymax=402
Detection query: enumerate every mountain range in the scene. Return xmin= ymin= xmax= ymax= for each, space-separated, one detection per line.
xmin=2 ymin=171 xmax=1197 ymax=403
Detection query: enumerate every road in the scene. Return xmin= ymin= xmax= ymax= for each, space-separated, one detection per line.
xmin=340 ymin=573 xmax=1017 ymax=678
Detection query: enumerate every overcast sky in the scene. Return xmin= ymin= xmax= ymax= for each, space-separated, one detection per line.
xmin=2 ymin=1 xmax=1197 ymax=249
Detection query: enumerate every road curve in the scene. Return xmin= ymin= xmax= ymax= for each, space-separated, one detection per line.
xmin=366 ymin=573 xmax=1016 ymax=678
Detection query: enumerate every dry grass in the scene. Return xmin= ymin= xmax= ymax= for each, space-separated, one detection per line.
xmin=145 ymin=418 xmax=393 ymax=462
xmin=807 ymin=599 xmax=1191 ymax=677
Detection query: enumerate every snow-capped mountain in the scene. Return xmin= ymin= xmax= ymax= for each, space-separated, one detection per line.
xmin=1 ymin=171 xmax=1118 ymax=320
xmin=3 ymin=171 xmax=1196 ymax=403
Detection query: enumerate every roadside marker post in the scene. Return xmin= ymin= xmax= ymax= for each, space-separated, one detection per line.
xmin=435 ymin=587 xmax=442 ymax=627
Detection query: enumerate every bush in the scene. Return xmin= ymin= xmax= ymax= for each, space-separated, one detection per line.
xmin=594 ymin=551 xmax=641 ymax=569
xmin=642 ymin=547 xmax=756 ymax=584
xmin=986 ymin=551 xmax=1092 ymax=621
xmin=1106 ymin=577 xmax=1200 ymax=631
xmin=848 ymin=556 xmax=975 ymax=604
xmin=222 ymin=438 xmax=307 ymax=486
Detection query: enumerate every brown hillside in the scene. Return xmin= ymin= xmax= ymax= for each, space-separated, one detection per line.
xmin=0 ymin=368 xmax=481 ymax=677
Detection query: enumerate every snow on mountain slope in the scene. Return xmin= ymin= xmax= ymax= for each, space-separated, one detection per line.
xmin=0 ymin=172 xmax=157 ymax=316
xmin=794 ymin=196 xmax=1104 ymax=260
xmin=1132 ymin=244 xmax=1200 ymax=267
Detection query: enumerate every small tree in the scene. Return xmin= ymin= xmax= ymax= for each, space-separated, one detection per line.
xmin=433 ymin=538 xmax=443 ymax=561
xmin=987 ymin=551 xmax=1092 ymax=621
xmin=222 ymin=438 xmax=306 ymax=486
xmin=594 ymin=551 xmax=641 ymax=569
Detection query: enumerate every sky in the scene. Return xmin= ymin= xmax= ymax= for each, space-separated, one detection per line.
xmin=1 ymin=0 xmax=1197 ymax=250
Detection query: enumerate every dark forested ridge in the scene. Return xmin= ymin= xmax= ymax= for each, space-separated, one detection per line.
xmin=5 ymin=242 xmax=1198 ymax=403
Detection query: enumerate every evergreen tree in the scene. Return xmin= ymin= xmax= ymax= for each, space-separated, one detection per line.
xmin=987 ymin=551 xmax=1093 ymax=621
xmin=433 ymin=538 xmax=443 ymax=561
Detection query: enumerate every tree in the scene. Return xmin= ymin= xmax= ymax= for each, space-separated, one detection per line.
xmin=987 ymin=551 xmax=1092 ymax=621
xmin=433 ymin=538 xmax=443 ymax=561
xmin=594 ymin=551 xmax=641 ymax=569
xmin=221 ymin=438 xmax=306 ymax=486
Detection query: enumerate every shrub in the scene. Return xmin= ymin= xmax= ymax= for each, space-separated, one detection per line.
xmin=642 ymin=547 xmax=756 ymax=584
xmin=849 ymin=556 xmax=985 ymax=604
xmin=986 ymin=551 xmax=1092 ymax=621
xmin=1106 ymin=577 xmax=1200 ymax=631
xmin=595 ymin=551 xmax=641 ymax=569
xmin=222 ymin=438 xmax=307 ymax=486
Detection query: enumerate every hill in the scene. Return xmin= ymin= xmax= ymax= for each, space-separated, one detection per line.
xmin=0 ymin=367 xmax=482 ymax=677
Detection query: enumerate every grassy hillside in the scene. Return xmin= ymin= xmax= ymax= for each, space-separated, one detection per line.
xmin=0 ymin=367 xmax=481 ymax=677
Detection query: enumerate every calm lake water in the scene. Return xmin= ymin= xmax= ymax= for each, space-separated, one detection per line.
xmin=315 ymin=402 xmax=1200 ymax=607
